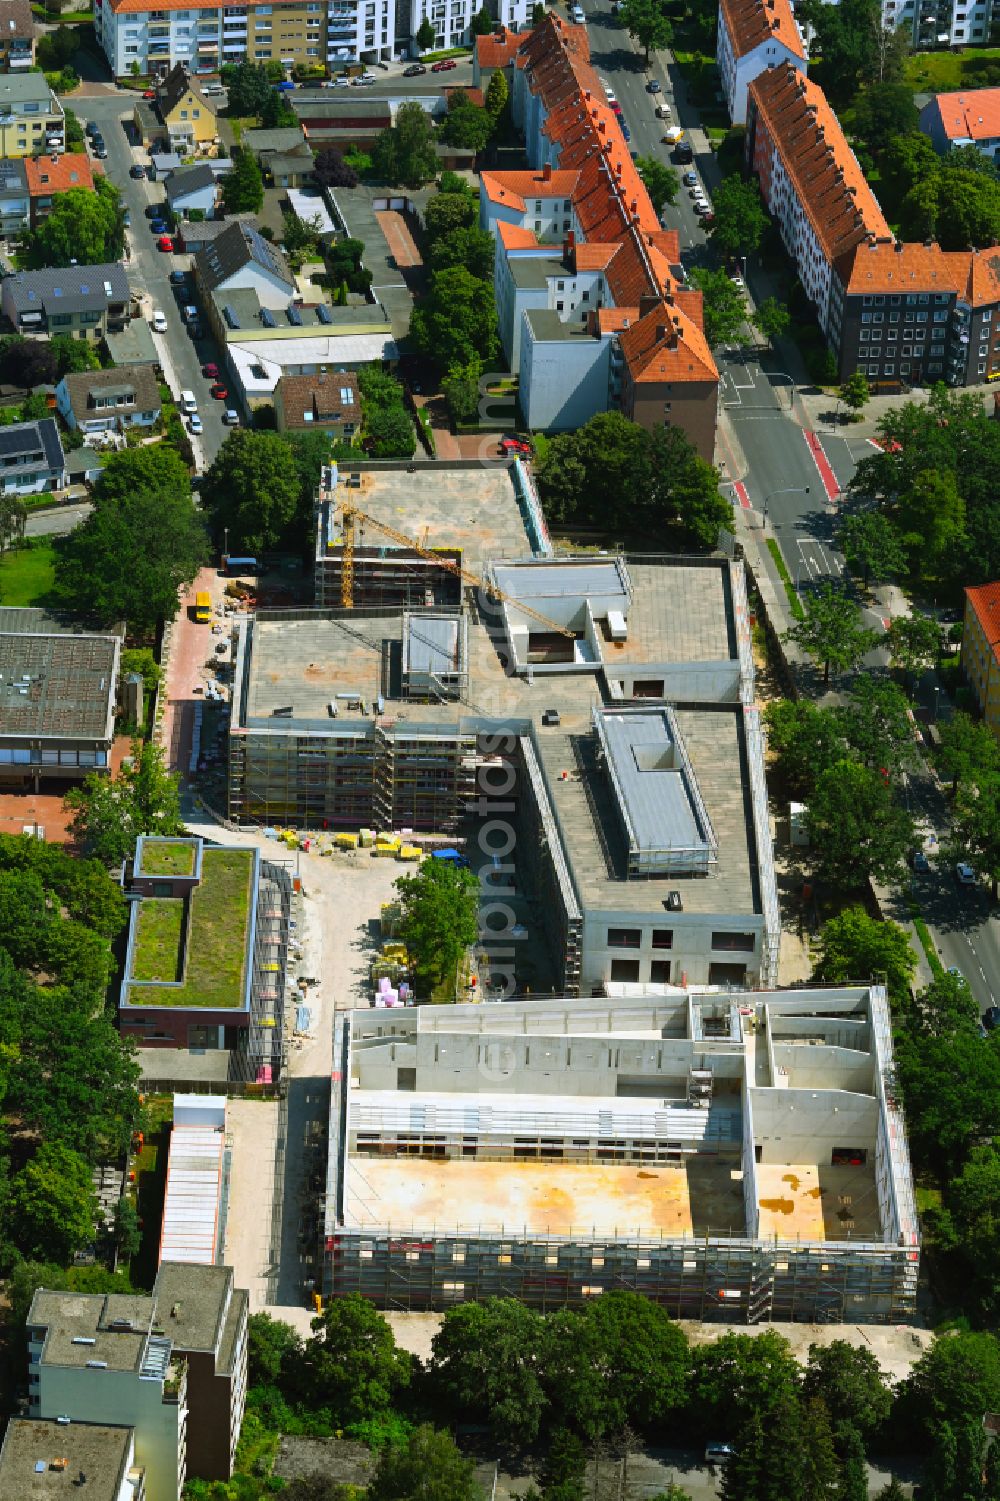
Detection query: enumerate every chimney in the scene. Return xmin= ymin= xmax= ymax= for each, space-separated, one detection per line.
xmin=894 ymin=241 xmax=903 ymax=253
xmin=639 ymin=293 xmax=659 ymax=317
xmin=542 ymin=162 xmax=552 ymax=180
xmin=563 ymin=229 xmax=575 ymax=260
xmin=657 ymin=323 xmax=672 ymax=341
xmin=630 ymin=197 xmax=637 ymax=212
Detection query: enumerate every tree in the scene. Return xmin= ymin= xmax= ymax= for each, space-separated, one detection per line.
xmin=261 ymin=88 xmax=296 ymax=129
xmin=222 ymin=150 xmax=264 ymax=213
xmin=0 ymin=335 xmax=56 ymax=390
xmin=800 ymin=1397 xmax=840 ymax=1501
xmin=37 ymin=21 xmax=78 ymax=68
xmin=440 ymin=95 xmax=494 ymax=152
xmin=248 ymin=1311 xmax=302 ymax=1387
xmin=485 ymin=67 xmax=509 ymax=120
xmin=721 ymin=1406 xmax=806 ymax=1501
xmin=226 ymin=59 xmax=273 ymax=116
xmin=536 ymin=411 xmax=650 ymax=530
xmin=647 ymin=425 xmax=730 ymax=547
xmin=688 ymin=1331 xmax=801 ymax=1439
xmin=892 ymin=467 xmax=966 ymax=583
xmin=111 ymin=1196 xmax=141 ymax=1260
xmin=9 ymin=1143 xmax=98 ymax=1264
xmin=786 ymin=583 xmax=878 ymax=683
xmin=885 ymin=613 xmax=942 ymax=682
xmin=802 ymin=1341 xmax=892 ymax=1443
xmin=911 ymin=971 xmax=982 ymax=1040
xmin=755 ymin=296 xmax=790 ymax=345
xmin=898 ymin=1331 xmax=1000 ymax=1447
xmin=430 ymin=224 xmax=496 ymax=279
xmin=369 ymin=1426 xmax=483 ymax=1501
xmin=929 ymin=1145 xmax=1000 ymax=1324
xmin=65 ymin=740 xmax=184 ymax=866
xmin=836 ymin=677 xmax=914 ymax=779
xmin=762 ymin=699 xmax=845 ymax=800
xmin=952 ymin=770 xmax=1000 ymax=898
xmin=313 ymin=147 xmax=359 ymax=189
xmin=442 ymin=356 xmax=482 ymax=423
xmin=935 ymin=711 xmax=1000 ymax=797
xmin=839 ymin=370 xmax=870 ymax=418
xmin=578 ymin=1290 xmax=690 ymax=1434
xmin=851 ymin=81 xmax=919 ymax=156
xmin=617 ymin=0 xmax=672 ymax=60
xmin=838 ymin=510 xmax=904 ymax=588
xmin=812 ymin=905 xmax=915 ymax=1005
xmin=416 ymin=15 xmax=436 ymax=48
xmin=0 ymin=494 xmax=26 ymax=557
xmin=27 ymin=177 xmax=123 ymax=269
xmin=431 ymin=1299 xmax=547 ymax=1448
xmin=51 ymin=334 xmax=101 ymax=377
xmin=92 ymin=444 xmax=192 ymax=510
xmin=53 ymin=485 xmax=205 ymax=638
xmin=366 ymin=401 xmax=417 ymax=458
xmin=302 ymin=1295 xmax=411 ymax=1426
xmin=709 ymin=176 xmax=768 ymax=259
xmin=409 ymin=266 xmax=499 ymax=369
xmin=425 ymin=188 xmax=478 ymax=242
xmin=201 ymin=429 xmax=301 ymax=554
xmin=471 ymin=4 xmax=493 ymax=32
xmin=396 ymin=857 xmax=479 ymax=990
xmin=897 ymin=1027 xmax=1000 ymax=1179
xmin=635 ymin=155 xmax=679 ymax=214
xmin=372 ymin=101 xmax=438 ymax=187
xmin=807 ymin=761 xmax=914 ymax=889
xmin=532 ymin=0 xmax=545 ymax=20
xmin=689 ymin=267 xmax=750 ymax=346
xmin=834 ymin=1425 xmax=868 ymax=1501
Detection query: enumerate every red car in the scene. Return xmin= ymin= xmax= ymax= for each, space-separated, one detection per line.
xmin=431 ymin=58 xmax=457 ymax=71
xmin=610 ymin=101 xmax=622 ymax=115
xmin=499 ymin=436 xmax=533 ymax=456
xmin=202 ymin=362 xmax=220 ymax=379
xmin=157 ymin=235 xmax=174 ymax=252
xmin=210 ymin=383 xmax=229 ymax=400
xmin=143 ymin=88 xmax=157 ymax=99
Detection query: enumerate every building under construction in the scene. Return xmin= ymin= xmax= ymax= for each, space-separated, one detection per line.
xmin=228 ymin=462 xmax=779 ymax=994
xmin=322 ymin=987 xmax=920 ymax=1324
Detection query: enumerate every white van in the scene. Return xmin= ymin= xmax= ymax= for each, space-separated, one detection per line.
xmin=570 ymin=5 xmax=586 ymax=22
xmin=180 ymin=390 xmax=198 ymax=415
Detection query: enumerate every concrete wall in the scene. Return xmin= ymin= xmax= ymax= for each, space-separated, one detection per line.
xmin=751 ymin=1088 xmax=878 ymax=1166
xmin=34 ymin=1364 xmax=183 ymax=1501
xmin=580 ymin=908 xmax=764 ymax=993
xmin=521 ymin=323 xmax=610 ymax=431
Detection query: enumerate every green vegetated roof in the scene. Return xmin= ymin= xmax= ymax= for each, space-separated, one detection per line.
xmin=127 ymin=848 xmax=254 ymax=1010
xmin=131 ymin=898 xmax=185 ymax=982
xmin=139 ymin=838 xmax=198 ymax=877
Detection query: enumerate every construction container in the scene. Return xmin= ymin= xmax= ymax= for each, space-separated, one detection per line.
xmin=373 ymin=842 xmax=399 ymax=858
xmin=397 ymin=844 xmax=422 ymax=861
xmin=382 ymin=942 xmax=409 ymax=962
xmin=359 ymin=828 xmax=376 ymax=848
xmin=335 ymin=832 xmax=360 ymax=850
xmin=376 ymin=832 xmax=401 ymax=850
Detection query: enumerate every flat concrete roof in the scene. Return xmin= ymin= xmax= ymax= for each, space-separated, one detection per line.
xmin=0 ymin=612 xmax=118 ymax=743
xmin=28 ymin=1291 xmax=151 ymax=1372
xmin=0 ymin=1420 xmax=133 ymax=1501
xmin=153 ymin=1262 xmax=233 ymax=1354
xmin=756 ymin=1162 xmax=879 ymax=1242
xmin=595 ymin=707 xmax=713 ymax=868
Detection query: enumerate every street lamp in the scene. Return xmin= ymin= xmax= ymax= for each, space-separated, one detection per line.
xmin=761 ymin=485 xmax=809 ymax=529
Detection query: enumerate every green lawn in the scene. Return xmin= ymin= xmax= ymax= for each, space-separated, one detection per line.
xmin=905 ymin=46 xmax=1000 ymax=92
xmin=0 ymin=541 xmax=56 ymax=607
xmin=139 ymin=838 xmax=197 ymax=877
xmin=131 ymin=898 xmax=185 ymax=982
xmin=126 ymin=848 xmax=253 ymax=1009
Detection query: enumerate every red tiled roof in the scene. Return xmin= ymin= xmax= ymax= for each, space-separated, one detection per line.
xmin=836 ymin=239 xmax=971 ymax=296
xmin=932 ymin=88 xmax=1000 ymax=142
xmin=497 ymin=220 xmax=540 ymax=249
xmin=24 ymin=154 xmax=94 ymax=198
xmin=749 ymin=65 xmax=890 ymax=262
xmin=475 ymin=28 xmax=521 ymax=71
xmin=967 ymin=246 xmax=1000 ymax=306
xmin=618 ymin=296 xmax=717 ymax=384
xmin=719 ymin=0 xmax=805 ymax=60
xmin=480 ymin=167 xmax=579 ymax=211
xmin=966 ymin=582 xmax=1000 ymax=663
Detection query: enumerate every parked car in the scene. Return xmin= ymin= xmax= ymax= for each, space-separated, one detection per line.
xmin=700 ymin=211 xmax=715 ymax=226
xmin=170 ymin=269 xmax=189 ymax=286
xmin=150 ymin=219 xmax=169 ymax=235
xmin=157 ymin=235 xmax=174 ymax=251
xmin=955 ymin=861 xmax=976 ymax=885
xmin=130 ymin=164 xmax=145 ymax=180
xmin=210 ymin=383 xmax=229 ymax=400
xmin=93 ymin=143 xmax=108 ymax=160
xmin=682 ymin=171 xmax=698 ymax=186
xmin=984 ymin=1005 xmax=1000 ymax=1031
xmin=705 ymin=1444 xmax=735 ymax=1466
xmin=151 ymin=309 xmax=168 ymax=332
xmin=646 ymin=78 xmax=660 ymax=92
xmin=142 ymin=88 xmax=157 ymax=99
xmin=404 ymin=62 xmax=427 ymax=75
xmin=189 ymin=413 xmax=203 ymax=434
xmin=499 ymin=436 xmax=533 ymax=456
xmin=333 ymin=74 xmax=350 ymax=86
xmin=223 ymin=408 xmax=240 ymax=424
xmin=182 ymin=304 xmax=198 ymax=323
xmin=275 ymin=79 xmax=296 ymax=91
xmin=180 ymin=389 xmax=198 ymax=414
xmin=610 ymin=100 xmax=622 ymax=115
xmin=431 ymin=58 xmax=457 ymax=71
xmin=912 ymin=850 xmax=930 ymax=872
xmin=621 ymin=123 xmax=631 ymax=140
xmin=85 ymin=121 xmax=97 ymax=137
xmin=673 ymin=141 xmax=693 ymax=163
xmin=188 ymin=321 xmax=203 ymax=339
xmin=202 ymin=362 xmax=220 ymax=379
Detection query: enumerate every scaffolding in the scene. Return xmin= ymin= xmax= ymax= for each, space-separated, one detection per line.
xmin=230 ymin=856 xmax=293 ymax=1086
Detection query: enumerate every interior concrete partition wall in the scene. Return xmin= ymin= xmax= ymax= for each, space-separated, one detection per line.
xmin=771 ymin=1044 xmax=874 ymax=1094
xmin=751 ymin=1088 xmax=879 ymax=1165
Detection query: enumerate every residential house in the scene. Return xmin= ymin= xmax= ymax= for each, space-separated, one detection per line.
xmin=24 ymin=151 xmax=96 ymax=227
xmin=262 ymin=142 xmax=315 ymax=188
xmin=1 ymin=262 xmax=132 ymax=340
xmin=274 ymin=369 xmax=360 ymax=436
xmin=0 ymin=156 xmax=27 ymax=236
xmin=472 ymin=26 xmax=521 ymax=91
xmin=103 ymin=317 xmax=162 ymax=371
xmin=56 ymin=365 xmax=161 ymax=435
xmin=0 ymin=0 xmax=34 ymax=73
xmin=0 ymin=417 xmax=65 ymax=493
xmin=156 ymin=62 xmax=218 ymax=151
xmin=919 ymin=87 xmax=1000 ymax=160
xmin=483 ymin=17 xmax=719 ymax=458
xmin=0 ymin=73 xmax=63 ymax=158
xmin=716 ymin=0 xmax=806 ymax=126
xmin=0 ymin=1419 xmax=143 ymax=1501
xmin=194 ymin=219 xmax=296 ymax=311
xmin=961 ymin=581 xmax=1000 ymax=741
xmin=165 ymin=161 xmax=218 ymax=220
xmin=26 ymin=1262 xmax=249 ymax=1501
xmin=175 ymin=214 xmax=256 ymax=254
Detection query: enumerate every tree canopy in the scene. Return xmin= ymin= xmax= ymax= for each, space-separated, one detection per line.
xmin=201 ymin=429 xmax=302 ymax=554
xmin=806 ymin=759 xmax=914 ymax=889
xmin=65 ymin=739 xmax=184 ymax=867
xmin=222 ymin=149 xmax=265 ymax=213
xmin=812 ymin=905 xmax=916 ymax=1006
xmin=708 ymin=176 xmax=768 ymax=259
xmin=617 ymin=0 xmax=673 ymax=58
xmin=689 ymin=267 xmax=750 ymax=346
xmin=785 ymin=583 xmax=878 ymax=683
xmin=409 ymin=266 xmax=499 ymax=369
xmin=26 ymin=177 xmax=123 ymax=269
xmin=372 ymin=102 xmax=438 ymax=187
xmin=396 ymin=857 xmax=479 ymax=993
xmin=635 ymin=155 xmax=679 ymax=214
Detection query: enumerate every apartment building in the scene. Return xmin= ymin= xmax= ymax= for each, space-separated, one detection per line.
xmin=23 ymin=152 xmax=96 ymax=226
xmin=0 ymin=73 xmax=63 ymax=157
xmin=884 ymin=0 xmax=994 ymax=49
xmin=0 ymin=0 xmax=35 ymax=72
xmin=27 ymin=1264 xmax=248 ymax=1501
xmin=0 ymin=155 xmax=27 ymax=235
xmin=0 ymin=1419 xmax=144 ymax=1501
xmin=919 ymin=86 xmax=1000 ymax=159
xmin=961 ymin=581 xmax=1000 ymax=740
xmin=716 ymin=0 xmax=806 ymax=126
xmin=482 ymin=15 xmax=719 ymax=457
xmin=1 ymin=262 xmax=132 ymax=341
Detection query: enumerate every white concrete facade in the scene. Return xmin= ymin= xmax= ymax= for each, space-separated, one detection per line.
xmin=885 ymin=0 xmax=994 ymax=47
xmin=755 ymin=137 xmax=835 ymax=333
xmin=519 ymin=315 xmax=612 ymax=429
xmin=408 ymin=0 xmax=526 ymax=52
xmin=716 ymin=13 xmax=805 ymax=125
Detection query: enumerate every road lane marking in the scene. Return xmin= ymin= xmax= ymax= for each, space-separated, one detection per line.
xmin=803 ymin=429 xmax=840 ymax=501
xmin=734 ymin=481 xmax=751 ymax=509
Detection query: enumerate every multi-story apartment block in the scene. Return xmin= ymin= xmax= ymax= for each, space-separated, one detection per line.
xmin=0 ymin=156 xmax=27 ymax=235
xmin=409 ymin=0 xmax=525 ymax=52
xmin=23 ymin=151 xmax=95 ymax=226
xmin=27 ymin=1264 xmax=248 ymax=1501
xmin=884 ymin=0 xmax=994 ymax=48
xmin=1 ymin=262 xmax=132 ymax=341
xmin=481 ymin=15 xmax=718 ymax=457
xmin=0 ymin=74 xmax=63 ymax=157
xmin=0 ymin=0 xmax=35 ymax=72
xmin=0 ymin=1419 xmax=144 ymax=1501
xmin=919 ymin=87 xmax=1000 ymax=159
xmin=961 ymin=581 xmax=1000 ymax=741
xmin=716 ymin=0 xmax=805 ymax=126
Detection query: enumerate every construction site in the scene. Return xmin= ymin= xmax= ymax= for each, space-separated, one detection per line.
xmin=226 ymin=461 xmax=778 ymax=996
xmin=322 ymin=987 xmax=920 ymax=1325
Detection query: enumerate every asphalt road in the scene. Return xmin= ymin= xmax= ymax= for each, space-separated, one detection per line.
xmin=81 ymin=92 xmax=232 ymax=469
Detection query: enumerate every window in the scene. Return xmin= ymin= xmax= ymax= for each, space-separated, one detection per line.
xmin=607 ymin=928 xmax=641 ymax=948
xmin=711 ymin=931 xmax=755 ymax=952
xmin=610 ymin=959 xmax=640 ymax=983
xmin=650 ymin=960 xmax=672 ymax=984
xmin=651 ymin=929 xmax=673 ymax=949
xmin=884 ymin=363 xmax=895 ymax=375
